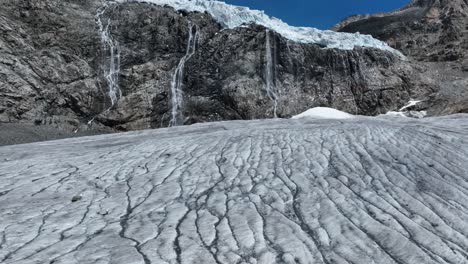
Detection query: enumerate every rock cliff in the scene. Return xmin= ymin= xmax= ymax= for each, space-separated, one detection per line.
xmin=334 ymin=0 xmax=468 ymax=114
xmin=0 ymin=0 xmax=438 ymax=132
xmin=334 ymin=0 xmax=468 ymax=62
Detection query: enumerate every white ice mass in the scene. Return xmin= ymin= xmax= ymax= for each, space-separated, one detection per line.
xmin=113 ymin=0 xmax=403 ymax=55
xmin=292 ymin=107 xmax=354 ymax=119
xmin=381 ymin=100 xmax=427 ymax=119
xmin=1 ymin=116 xmax=468 ymax=263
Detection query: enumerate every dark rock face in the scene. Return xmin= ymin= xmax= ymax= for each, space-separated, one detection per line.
xmin=333 ymin=0 xmax=468 ymax=63
xmin=333 ymin=0 xmax=468 ymax=116
xmin=184 ymin=27 xmax=430 ymax=122
xmin=0 ymin=0 xmax=440 ymax=132
xmin=0 ymin=0 xmax=105 ymax=130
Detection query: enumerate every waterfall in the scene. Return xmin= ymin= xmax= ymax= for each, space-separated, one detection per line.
xmin=169 ymin=21 xmax=200 ymax=127
xmin=96 ymin=5 xmax=121 ymax=110
xmin=265 ymin=29 xmax=278 ymax=118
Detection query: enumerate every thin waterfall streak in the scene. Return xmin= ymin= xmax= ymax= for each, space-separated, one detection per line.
xmin=169 ymin=21 xmax=200 ymax=127
xmin=85 ymin=4 xmax=121 ymax=128
xmin=97 ymin=5 xmax=121 ymax=110
xmin=265 ymin=29 xmax=278 ymax=118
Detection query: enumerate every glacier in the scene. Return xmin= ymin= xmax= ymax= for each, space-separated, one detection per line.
xmin=97 ymin=3 xmax=122 ymax=109
xmin=112 ymin=0 xmax=404 ymax=56
xmin=1 ymin=115 xmax=468 ymax=263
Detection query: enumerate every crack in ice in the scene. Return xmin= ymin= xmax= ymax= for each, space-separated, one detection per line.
xmin=1 ymin=116 xmax=468 ymax=263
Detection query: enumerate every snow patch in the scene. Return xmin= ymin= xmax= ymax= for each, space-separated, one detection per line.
xmin=381 ymin=100 xmax=426 ymax=119
xmin=113 ymin=0 xmax=403 ymax=56
xmin=382 ymin=110 xmax=427 ymax=119
xmin=292 ymin=107 xmax=354 ymax=120
xmin=384 ymin=111 xmax=408 ymax=118
xmin=399 ymin=100 xmax=421 ymax=111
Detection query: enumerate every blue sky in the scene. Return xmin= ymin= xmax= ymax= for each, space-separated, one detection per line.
xmin=223 ymin=0 xmax=410 ymax=29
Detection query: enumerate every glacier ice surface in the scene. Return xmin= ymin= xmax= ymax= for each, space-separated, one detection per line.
xmin=292 ymin=107 xmax=354 ymax=119
xmin=1 ymin=115 xmax=468 ymax=263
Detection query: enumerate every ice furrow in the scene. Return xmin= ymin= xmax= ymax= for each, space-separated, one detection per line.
xmin=1 ymin=116 xmax=468 ymax=263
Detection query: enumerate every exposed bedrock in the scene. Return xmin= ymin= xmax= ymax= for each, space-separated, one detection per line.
xmin=333 ymin=0 xmax=468 ymax=115
xmin=0 ymin=115 xmax=468 ymax=263
xmin=0 ymin=0 xmax=438 ymax=132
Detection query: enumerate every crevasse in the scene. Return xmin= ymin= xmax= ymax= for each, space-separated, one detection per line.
xmin=112 ymin=0 xmax=403 ymax=56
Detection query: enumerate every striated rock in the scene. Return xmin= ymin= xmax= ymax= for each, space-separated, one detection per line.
xmin=0 ymin=0 xmax=106 ymax=130
xmin=1 ymin=115 xmax=468 ymax=263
